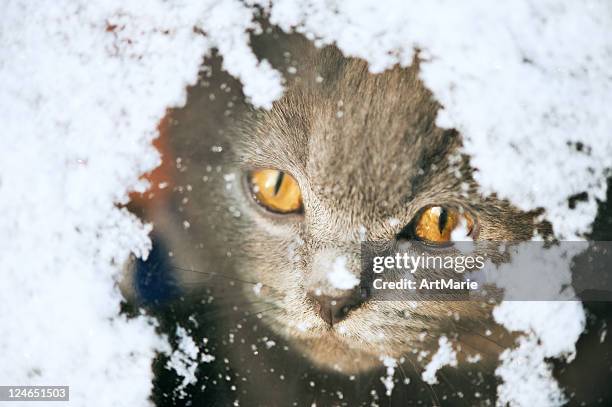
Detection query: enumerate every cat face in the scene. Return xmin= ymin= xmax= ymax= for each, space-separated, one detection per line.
xmin=215 ymin=50 xmax=534 ymax=372
xmin=159 ymin=44 xmax=537 ymax=373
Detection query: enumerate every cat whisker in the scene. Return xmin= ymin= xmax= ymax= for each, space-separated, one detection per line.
xmin=191 ymin=304 xmax=283 ymax=328
xmin=236 ymin=306 xmax=283 ymax=324
xmin=178 ymin=279 xmax=284 ymax=302
xmin=397 ymin=362 xmax=411 ymax=386
xmin=170 ymin=264 xmax=274 ymax=289
xmin=189 ymin=300 xmax=284 ymax=326
xmin=452 ymin=323 xmax=508 ymax=351
xmin=436 ymin=370 xmax=470 ymax=407
xmin=406 ymin=358 xmax=441 ymax=407
xmin=452 ymin=337 xmax=499 ymax=360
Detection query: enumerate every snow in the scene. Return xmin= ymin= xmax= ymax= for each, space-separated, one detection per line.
xmin=421 ymin=336 xmax=458 ymax=385
xmin=198 ymin=1 xmax=284 ymax=109
xmin=263 ymin=2 xmax=607 ymax=403
xmin=379 ymin=356 xmax=397 ymax=396
xmin=495 ymin=335 xmax=566 ymax=406
xmin=3 ymin=0 xmax=609 ymax=405
xmin=484 ymin=243 xmax=581 ymax=302
xmin=1 ymin=0 xmax=283 ymax=405
xmin=201 ymin=353 xmax=216 ymax=363
xmin=327 ymin=256 xmax=360 ymax=290
xmin=387 ymin=217 xmax=401 ymax=227
xmin=450 ymin=216 xmax=473 ymax=242
xmin=488 ymin=243 xmax=586 ymax=405
xmin=167 ymin=327 xmax=200 ymax=398
xmin=466 ymin=354 xmax=482 ymax=364
xmin=266 ymin=0 xmax=612 ymax=240
xmin=494 ymin=302 xmax=585 ymax=406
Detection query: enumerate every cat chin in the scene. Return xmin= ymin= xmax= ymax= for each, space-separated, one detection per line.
xmin=293 ymin=335 xmax=384 ymax=374
xmin=271 ymin=320 xmax=408 ymax=373
xmin=285 ymin=324 xmax=505 ymax=375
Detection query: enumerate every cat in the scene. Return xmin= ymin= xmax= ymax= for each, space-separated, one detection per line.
xmin=125 ymin=29 xmax=612 ymax=406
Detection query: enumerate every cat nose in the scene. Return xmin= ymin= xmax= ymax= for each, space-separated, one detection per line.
xmin=307 ymin=291 xmax=365 ymax=326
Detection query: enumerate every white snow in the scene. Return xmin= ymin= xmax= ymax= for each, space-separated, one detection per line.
xmin=494 ymin=300 xmax=585 ymax=403
xmin=493 ymin=302 xmax=585 ymax=406
xmin=495 ymin=335 xmax=566 ymax=406
xmin=387 ymin=217 xmax=401 ymax=227
xmin=198 ymin=1 xmax=284 ymax=109
xmin=3 ymin=0 xmax=609 ymax=405
xmin=0 ymin=0 xmax=284 ymax=405
xmin=263 ymin=2 xmax=607 ymax=403
xmin=422 ymin=336 xmax=458 ymax=385
xmin=167 ymin=327 xmax=200 ymax=398
xmin=487 ymin=243 xmax=586 ymax=406
xmin=484 ymin=243 xmax=581 ymax=302
xmin=379 ymin=356 xmax=397 ymax=396
xmin=450 ymin=216 xmax=474 ymax=242
xmin=327 ymin=256 xmax=360 ymax=290
xmin=201 ymin=353 xmax=216 ymax=363
xmin=466 ymin=354 xmax=482 ymax=364
xmin=266 ymin=0 xmax=612 ymax=240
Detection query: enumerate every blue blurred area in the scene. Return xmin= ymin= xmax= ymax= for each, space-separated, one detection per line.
xmin=134 ymin=236 xmax=181 ymax=305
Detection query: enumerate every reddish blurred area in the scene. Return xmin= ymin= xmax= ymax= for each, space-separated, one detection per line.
xmin=129 ymin=113 xmax=174 ymax=211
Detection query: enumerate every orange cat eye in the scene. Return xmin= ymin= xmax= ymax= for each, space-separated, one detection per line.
xmin=248 ymin=169 xmax=303 ymax=214
xmin=414 ymin=206 xmax=474 ymax=243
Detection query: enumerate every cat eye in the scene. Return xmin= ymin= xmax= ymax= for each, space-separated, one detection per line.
xmin=248 ymin=169 xmax=303 ymax=214
xmin=413 ymin=206 xmax=474 ymax=243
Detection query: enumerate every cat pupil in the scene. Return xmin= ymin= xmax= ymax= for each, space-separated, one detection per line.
xmin=273 ymin=171 xmax=285 ymax=195
xmin=438 ymin=207 xmax=448 ymax=233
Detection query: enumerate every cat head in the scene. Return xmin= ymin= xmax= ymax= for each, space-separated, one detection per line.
xmin=155 ymin=37 xmax=539 ymax=373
